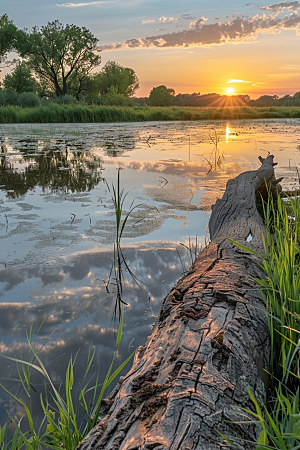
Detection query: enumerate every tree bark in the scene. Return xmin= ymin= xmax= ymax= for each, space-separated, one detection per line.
xmin=77 ymin=155 xmax=279 ymax=450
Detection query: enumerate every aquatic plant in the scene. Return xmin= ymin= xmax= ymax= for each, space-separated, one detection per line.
xmin=0 ymin=317 xmax=134 ymax=450
xmin=105 ymin=168 xmax=158 ymax=320
xmin=177 ymin=235 xmax=206 ymax=274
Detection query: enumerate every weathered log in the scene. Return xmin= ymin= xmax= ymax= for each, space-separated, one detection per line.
xmin=77 ymin=155 xmax=278 ymax=450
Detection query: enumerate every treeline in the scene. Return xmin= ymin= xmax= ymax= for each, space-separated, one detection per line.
xmin=143 ymin=90 xmax=300 ymax=107
xmin=248 ymin=92 xmax=300 ymax=107
xmin=1 ymin=14 xmax=299 ymax=109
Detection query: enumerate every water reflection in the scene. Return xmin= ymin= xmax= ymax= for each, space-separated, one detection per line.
xmin=0 ymin=119 xmax=300 ymax=429
xmin=0 ymin=141 xmax=103 ymax=199
xmin=0 ymin=245 xmax=185 ymax=428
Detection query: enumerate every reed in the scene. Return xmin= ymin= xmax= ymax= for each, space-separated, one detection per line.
xmin=1 ymin=105 xmax=300 ymax=124
xmin=105 ymin=168 xmax=158 ymax=320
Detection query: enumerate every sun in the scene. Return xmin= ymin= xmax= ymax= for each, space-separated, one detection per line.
xmin=226 ymin=87 xmax=235 ymax=95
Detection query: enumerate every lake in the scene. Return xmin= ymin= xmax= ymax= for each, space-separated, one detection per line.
xmin=0 ymin=119 xmax=299 ymax=427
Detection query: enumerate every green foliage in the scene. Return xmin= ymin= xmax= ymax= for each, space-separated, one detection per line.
xmin=0 ymin=14 xmax=17 ymax=61
xmin=3 ymin=62 xmax=40 ymax=93
xmin=94 ymin=61 xmax=139 ymax=97
xmin=0 ymin=105 xmax=300 ymax=124
xmin=17 ymin=92 xmax=40 ymax=107
xmin=16 ymin=20 xmax=101 ymax=97
xmin=0 ymin=89 xmax=18 ymax=106
xmin=102 ymin=89 xmax=134 ymax=106
xmin=0 ymin=421 xmax=25 ymax=450
xmin=225 ymin=191 xmax=300 ymax=448
xmin=260 ymin=194 xmax=300 ymax=388
xmin=52 ymin=94 xmax=77 ymax=105
xmin=219 ymin=385 xmax=300 ymax=449
xmin=148 ymin=85 xmax=175 ymax=106
xmin=0 ymin=319 xmax=134 ymax=449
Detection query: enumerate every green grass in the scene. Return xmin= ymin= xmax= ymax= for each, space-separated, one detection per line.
xmin=0 ymin=104 xmax=300 ymax=123
xmin=0 ymin=317 xmax=134 ymax=450
xmin=225 ymin=191 xmax=300 ymax=449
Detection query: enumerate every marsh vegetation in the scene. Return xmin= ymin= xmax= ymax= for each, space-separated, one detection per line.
xmin=1 ymin=104 xmax=300 ymax=124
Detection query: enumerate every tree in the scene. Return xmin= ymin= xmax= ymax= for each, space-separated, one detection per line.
xmin=94 ymin=61 xmax=139 ymax=97
xmin=148 ymin=85 xmax=175 ymax=106
xmin=249 ymin=95 xmax=279 ymax=107
xmin=16 ymin=20 xmax=101 ymax=97
xmin=3 ymin=61 xmax=40 ymax=93
xmin=0 ymin=14 xmax=18 ymax=65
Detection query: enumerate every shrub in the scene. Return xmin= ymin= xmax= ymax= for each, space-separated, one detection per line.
xmin=17 ymin=92 xmax=40 ymax=107
xmin=54 ymin=95 xmax=77 ymax=104
xmin=0 ymin=89 xmax=19 ymax=105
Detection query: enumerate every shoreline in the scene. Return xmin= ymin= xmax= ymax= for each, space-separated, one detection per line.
xmin=1 ymin=105 xmax=300 ymax=124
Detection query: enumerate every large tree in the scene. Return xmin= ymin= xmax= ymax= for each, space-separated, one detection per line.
xmin=0 ymin=14 xmax=18 ymax=65
xmin=94 ymin=61 xmax=139 ymax=97
xmin=16 ymin=20 xmax=101 ymax=97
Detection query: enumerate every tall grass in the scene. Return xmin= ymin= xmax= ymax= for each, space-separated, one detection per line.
xmin=225 ymin=191 xmax=300 ymax=449
xmin=0 ymin=317 xmax=134 ymax=450
xmin=0 ymin=105 xmax=300 ymax=124
xmin=259 ymin=193 xmax=300 ymax=387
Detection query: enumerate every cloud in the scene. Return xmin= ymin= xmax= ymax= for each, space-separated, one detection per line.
xmin=261 ymin=1 xmax=300 ymax=10
xmin=141 ymin=20 xmax=155 ymax=25
xmin=226 ymin=79 xmax=251 ymax=83
xmin=0 ymin=269 xmax=24 ymax=291
xmin=99 ymin=10 xmax=300 ymax=50
xmin=56 ymin=0 xmax=111 ymax=7
xmin=181 ymin=14 xmax=196 ymax=20
xmin=159 ymin=16 xmax=179 ymax=23
xmin=188 ymin=17 xmax=208 ymax=29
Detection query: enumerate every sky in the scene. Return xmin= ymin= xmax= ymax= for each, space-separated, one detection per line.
xmin=1 ymin=0 xmax=300 ymax=98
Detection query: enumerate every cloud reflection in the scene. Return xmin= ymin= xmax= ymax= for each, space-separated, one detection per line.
xmin=0 ymin=244 xmax=188 ymax=426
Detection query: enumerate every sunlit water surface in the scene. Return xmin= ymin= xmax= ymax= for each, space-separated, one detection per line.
xmin=0 ymin=119 xmax=299 ymax=427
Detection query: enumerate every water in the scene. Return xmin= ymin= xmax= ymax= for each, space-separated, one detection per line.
xmin=0 ymin=119 xmax=299 ymax=427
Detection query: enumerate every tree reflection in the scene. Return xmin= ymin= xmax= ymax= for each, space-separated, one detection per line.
xmin=0 ymin=142 xmax=104 ymax=198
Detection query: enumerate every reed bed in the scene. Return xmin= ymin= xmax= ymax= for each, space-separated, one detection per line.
xmin=0 ymin=105 xmax=300 ymax=124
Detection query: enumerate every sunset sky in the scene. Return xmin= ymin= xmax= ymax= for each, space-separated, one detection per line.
xmin=2 ymin=0 xmax=300 ymax=98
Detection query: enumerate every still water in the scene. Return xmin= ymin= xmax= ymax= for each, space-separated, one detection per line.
xmin=0 ymin=119 xmax=299 ymax=425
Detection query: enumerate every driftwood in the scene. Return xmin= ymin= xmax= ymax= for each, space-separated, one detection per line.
xmin=77 ymin=155 xmax=280 ymax=450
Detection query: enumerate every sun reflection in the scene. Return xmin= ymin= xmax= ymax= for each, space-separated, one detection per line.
xmin=226 ymin=124 xmax=231 ymax=143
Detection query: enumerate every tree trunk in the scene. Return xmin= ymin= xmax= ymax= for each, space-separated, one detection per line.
xmin=77 ymin=155 xmax=280 ymax=450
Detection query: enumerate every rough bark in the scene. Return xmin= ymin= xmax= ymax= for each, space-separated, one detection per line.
xmin=77 ymin=155 xmax=279 ymax=450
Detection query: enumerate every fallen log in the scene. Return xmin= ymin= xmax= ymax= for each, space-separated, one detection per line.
xmin=77 ymin=154 xmax=280 ymax=450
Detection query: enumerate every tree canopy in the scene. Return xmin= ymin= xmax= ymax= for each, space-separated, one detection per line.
xmin=148 ymin=85 xmax=175 ymax=106
xmin=94 ymin=61 xmax=139 ymax=97
xmin=0 ymin=14 xmax=18 ymax=64
xmin=16 ymin=20 xmax=101 ymax=97
xmin=3 ymin=61 xmax=40 ymax=93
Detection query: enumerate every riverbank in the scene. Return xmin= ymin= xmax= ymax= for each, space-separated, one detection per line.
xmin=1 ymin=104 xmax=300 ymax=123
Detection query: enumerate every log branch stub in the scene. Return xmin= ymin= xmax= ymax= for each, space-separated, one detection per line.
xmin=77 ymin=155 xmax=277 ymax=450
